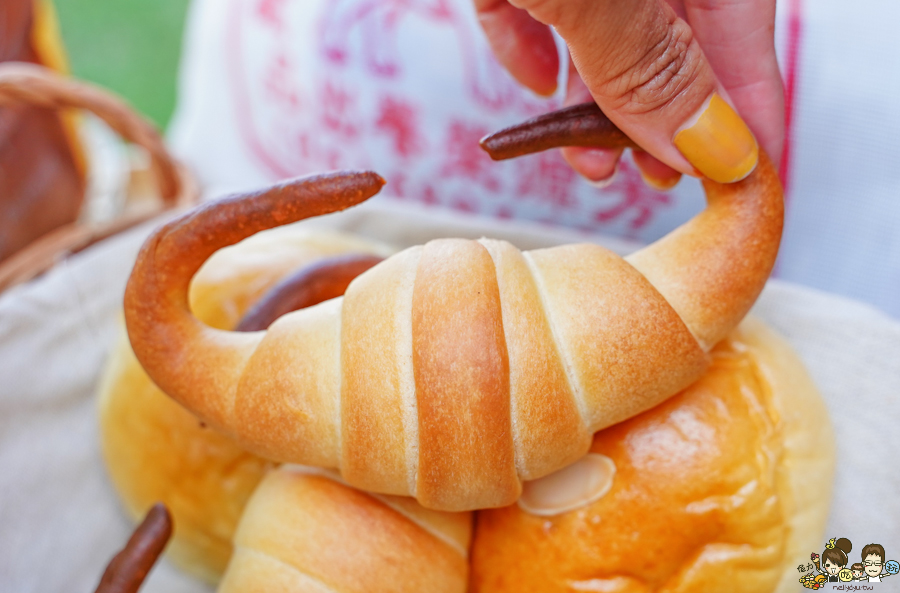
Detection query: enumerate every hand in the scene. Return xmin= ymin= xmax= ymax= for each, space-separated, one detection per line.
xmin=474 ymin=0 xmax=784 ymax=186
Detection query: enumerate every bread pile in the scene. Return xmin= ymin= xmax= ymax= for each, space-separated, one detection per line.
xmin=99 ymin=107 xmax=835 ymax=592
xmin=99 ymin=228 xmax=394 ymax=582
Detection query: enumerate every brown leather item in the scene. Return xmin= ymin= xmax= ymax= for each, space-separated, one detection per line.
xmin=0 ymin=63 xmax=197 ymax=293
xmin=123 ymin=102 xmax=783 ymax=511
xmin=0 ymin=0 xmax=85 ymax=264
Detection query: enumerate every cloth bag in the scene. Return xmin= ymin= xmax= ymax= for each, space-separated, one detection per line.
xmin=0 ymin=203 xmax=898 ymax=592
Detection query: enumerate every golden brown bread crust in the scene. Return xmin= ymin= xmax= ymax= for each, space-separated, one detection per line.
xmin=124 ymin=108 xmax=783 ymax=511
xmin=339 ymin=246 xmax=421 ymax=495
xmin=219 ymin=467 xmax=472 ymax=593
xmin=469 ymin=317 xmax=834 ymax=593
xmin=124 ymin=172 xmax=386 ymax=437
xmin=626 ymin=154 xmax=784 ymax=350
xmin=483 ymin=106 xmax=784 ymax=351
xmin=479 ymin=239 xmax=590 ymax=481
xmin=527 ymin=243 xmax=708 ymax=429
xmin=100 ymin=227 xmax=393 ymax=582
xmin=99 ymin=331 xmax=272 ymax=584
xmin=413 ymin=239 xmax=519 ymax=511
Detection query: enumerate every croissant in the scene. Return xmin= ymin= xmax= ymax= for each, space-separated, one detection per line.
xmin=124 ymin=107 xmax=783 ymax=511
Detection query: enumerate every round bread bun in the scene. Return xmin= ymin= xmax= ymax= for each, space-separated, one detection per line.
xmin=470 ymin=316 xmax=835 ymax=593
xmin=219 ymin=466 xmax=472 ymax=593
xmin=98 ymin=226 xmax=394 ymax=583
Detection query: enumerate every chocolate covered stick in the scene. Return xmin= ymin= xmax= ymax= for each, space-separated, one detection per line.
xmin=236 ymin=253 xmax=384 ymax=332
xmin=479 ymin=103 xmax=637 ymax=161
xmin=94 ymin=504 xmax=172 ymax=593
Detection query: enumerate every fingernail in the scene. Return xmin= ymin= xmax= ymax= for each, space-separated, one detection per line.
xmin=641 ymin=172 xmax=681 ymax=191
xmin=673 ymin=94 xmax=758 ymax=184
xmin=634 ymin=164 xmax=681 ymax=191
xmin=586 ymin=165 xmax=619 ymax=189
xmin=579 ymin=158 xmax=620 ymax=189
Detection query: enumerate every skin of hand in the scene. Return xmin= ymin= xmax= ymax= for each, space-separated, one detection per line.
xmin=474 ymin=0 xmax=784 ymax=188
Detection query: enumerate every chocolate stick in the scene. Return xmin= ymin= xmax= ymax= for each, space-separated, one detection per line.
xmin=94 ymin=504 xmax=172 ymax=593
xmin=236 ymin=253 xmax=384 ymax=332
xmin=479 ymin=102 xmax=638 ymax=161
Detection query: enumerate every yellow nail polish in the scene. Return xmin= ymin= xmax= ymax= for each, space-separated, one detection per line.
xmin=673 ymin=94 xmax=759 ymax=183
xmin=642 ymin=173 xmax=681 ymax=191
xmin=634 ymin=164 xmax=681 ymax=191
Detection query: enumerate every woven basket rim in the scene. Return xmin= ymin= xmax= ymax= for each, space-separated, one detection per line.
xmin=0 ymin=62 xmax=199 ymax=294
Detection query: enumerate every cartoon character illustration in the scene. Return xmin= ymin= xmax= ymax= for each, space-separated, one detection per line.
xmin=860 ymin=543 xmax=897 ymax=582
xmin=852 ymin=562 xmax=865 ymax=580
xmin=799 ymin=571 xmax=827 ymax=589
xmin=812 ymin=537 xmax=853 ymax=582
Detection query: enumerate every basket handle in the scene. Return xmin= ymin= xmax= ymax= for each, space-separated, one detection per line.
xmin=0 ymin=61 xmax=184 ymax=203
xmin=0 ymin=62 xmax=198 ymax=293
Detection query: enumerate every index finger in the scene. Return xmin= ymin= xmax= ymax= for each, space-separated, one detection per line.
xmin=474 ymin=0 xmax=560 ymax=96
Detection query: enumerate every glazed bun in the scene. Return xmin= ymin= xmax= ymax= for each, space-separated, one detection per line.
xmin=218 ymin=466 xmax=471 ymax=593
xmin=98 ymin=226 xmax=393 ymax=583
xmin=470 ymin=317 xmax=834 ymax=593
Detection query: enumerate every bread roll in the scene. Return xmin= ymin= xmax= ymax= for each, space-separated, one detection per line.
xmin=98 ymin=227 xmax=393 ymax=583
xmin=470 ymin=317 xmax=834 ymax=593
xmin=218 ymin=466 xmax=471 ymax=593
xmin=124 ymin=140 xmax=782 ymax=510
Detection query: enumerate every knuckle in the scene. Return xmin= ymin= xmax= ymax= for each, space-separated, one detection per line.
xmin=605 ymin=19 xmax=704 ymax=116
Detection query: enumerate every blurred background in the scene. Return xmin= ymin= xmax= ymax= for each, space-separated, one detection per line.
xmin=5 ymin=0 xmax=900 ymax=318
xmin=55 ymin=0 xmax=190 ymax=128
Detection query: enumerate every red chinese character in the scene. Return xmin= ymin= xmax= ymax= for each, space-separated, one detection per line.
xmin=320 ymin=83 xmax=360 ymax=140
xmin=375 ymin=96 xmax=423 ymax=158
xmin=320 ymin=0 xmax=453 ymax=76
xmin=262 ymin=52 xmax=301 ymax=111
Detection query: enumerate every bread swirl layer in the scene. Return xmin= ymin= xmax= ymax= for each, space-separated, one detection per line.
xmin=413 ymin=239 xmax=519 ymax=511
xmin=341 ymin=247 xmax=421 ymax=495
xmin=479 ymin=238 xmax=591 ymax=481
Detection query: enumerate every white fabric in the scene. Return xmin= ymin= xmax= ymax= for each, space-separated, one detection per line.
xmin=0 ymin=205 xmax=898 ymax=592
xmin=168 ymin=0 xmax=900 ymax=318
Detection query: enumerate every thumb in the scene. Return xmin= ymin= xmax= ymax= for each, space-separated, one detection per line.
xmin=510 ymin=0 xmax=759 ymax=183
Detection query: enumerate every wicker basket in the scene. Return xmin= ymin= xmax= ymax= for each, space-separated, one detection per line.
xmin=0 ymin=62 xmax=198 ymax=293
